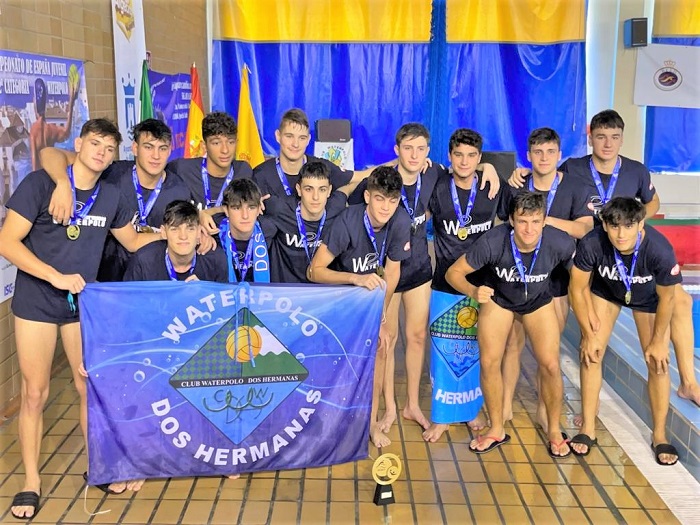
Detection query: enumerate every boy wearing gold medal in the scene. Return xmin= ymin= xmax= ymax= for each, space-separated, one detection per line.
xmin=0 ymin=119 xmax=161 ymax=519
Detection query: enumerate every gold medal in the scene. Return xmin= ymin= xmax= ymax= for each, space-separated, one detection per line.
xmin=66 ymin=224 xmax=80 ymax=240
xmin=138 ymin=224 xmax=154 ymax=234
xmin=457 ymin=227 xmax=469 ymax=241
xmin=625 ymin=291 xmax=632 ymax=305
xmin=376 ymin=265 xmax=385 ymax=278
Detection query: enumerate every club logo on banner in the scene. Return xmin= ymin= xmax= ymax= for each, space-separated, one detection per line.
xmin=634 ymin=43 xmax=700 ymax=109
xmin=81 ymin=282 xmax=383 ymax=486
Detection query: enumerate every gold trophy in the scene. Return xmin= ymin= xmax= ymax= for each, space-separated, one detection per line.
xmin=372 ymin=453 xmax=402 ymax=506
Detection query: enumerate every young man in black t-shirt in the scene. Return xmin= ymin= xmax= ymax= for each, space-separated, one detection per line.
xmin=266 ymin=161 xmax=350 ymax=283
xmin=0 ymin=119 xmax=161 ymax=519
xmin=569 ymin=197 xmax=683 ymax=465
xmin=446 ymin=192 xmax=575 ymax=458
xmin=424 ymin=129 xmax=503 ymax=442
xmin=168 ymin=112 xmax=253 ymax=231
xmin=124 ymin=200 xmax=228 ymax=282
xmin=499 ymin=128 xmax=594 ymax=430
xmin=218 ymin=178 xmax=274 ymax=283
xmin=309 ymin=166 xmax=412 ymax=448
xmin=252 ymin=108 xmax=358 ymax=199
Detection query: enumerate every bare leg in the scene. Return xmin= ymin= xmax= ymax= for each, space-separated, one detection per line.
xmin=470 ymin=301 xmax=513 ymax=452
xmin=523 ymin=302 xmax=568 ymax=457
xmin=571 ymin=296 xmax=619 ymax=455
xmin=501 ymin=320 xmax=525 ymax=422
xmin=379 ymin=293 xmax=400 ymax=433
xmin=401 ymin=282 xmax=431 ymax=430
xmin=370 ymin=344 xmax=391 ymax=448
xmin=633 ymin=310 xmax=676 ymax=464
xmin=671 ymin=286 xmax=700 ymax=406
xmin=11 ymin=318 xmax=56 ymax=519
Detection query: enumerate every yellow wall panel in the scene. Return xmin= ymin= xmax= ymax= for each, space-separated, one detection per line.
xmin=215 ymin=0 xmax=432 ymax=42
xmin=447 ymin=0 xmax=586 ymax=43
xmin=653 ymin=0 xmax=700 ymax=37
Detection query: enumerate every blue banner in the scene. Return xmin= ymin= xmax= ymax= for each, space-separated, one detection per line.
xmin=429 ymin=290 xmax=483 ymax=424
xmin=80 ymin=282 xmax=383 ymax=485
xmin=147 ymin=70 xmax=191 ymax=160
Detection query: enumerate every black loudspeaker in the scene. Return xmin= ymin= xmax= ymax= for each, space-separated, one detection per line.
xmin=624 ymin=18 xmax=648 ymax=48
xmin=480 ymin=151 xmax=516 ymax=183
xmin=315 ymin=119 xmax=352 ymax=142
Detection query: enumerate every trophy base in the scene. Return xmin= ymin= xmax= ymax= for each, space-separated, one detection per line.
xmin=373 ymin=483 xmax=395 ymax=506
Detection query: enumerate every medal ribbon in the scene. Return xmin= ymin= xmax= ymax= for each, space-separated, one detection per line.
xmin=527 ymin=174 xmax=560 ymax=216
xmin=450 ymin=176 xmax=478 ymax=230
xmin=589 ymin=157 xmax=621 ymax=205
xmin=201 ymin=157 xmax=234 ymax=208
xmin=132 ymin=165 xmax=164 ymax=226
xmin=275 ymin=156 xmax=306 ymax=196
xmin=612 ymin=231 xmax=641 ymax=301
xmin=67 ymin=165 xmax=100 ymax=226
xmin=218 ymin=219 xmax=270 ymax=283
xmin=164 ymin=249 xmax=196 ymax=281
xmin=509 ymin=230 xmax=543 ymax=299
xmin=295 ymin=203 xmax=325 ymax=263
xmin=363 ymin=211 xmax=388 ymax=269
xmin=399 ymin=171 xmax=421 ymax=222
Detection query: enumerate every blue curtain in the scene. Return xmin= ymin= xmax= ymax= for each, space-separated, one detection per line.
xmin=645 ymin=37 xmax=700 ymax=173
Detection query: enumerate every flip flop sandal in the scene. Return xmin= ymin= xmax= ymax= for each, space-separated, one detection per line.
xmin=10 ymin=491 xmax=40 ymax=520
xmin=548 ymin=432 xmax=572 ymax=459
xmin=470 ymin=434 xmax=511 ymax=455
xmin=570 ymin=433 xmax=598 ymax=456
xmin=83 ymin=472 xmax=126 ymax=495
xmin=651 ymin=443 xmax=679 ymax=466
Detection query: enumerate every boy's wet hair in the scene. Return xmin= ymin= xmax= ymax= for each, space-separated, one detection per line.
xmin=203 ymin=112 xmax=237 ymax=140
xmin=163 ymin=200 xmax=199 ymax=228
xmin=80 ymin=118 xmax=122 ymax=144
xmin=366 ymin=166 xmax=403 ymax=198
xmin=509 ymin=192 xmax=546 ymax=218
xmin=223 ymin=178 xmax=262 ymax=208
xmin=599 ymin=197 xmax=645 ymax=226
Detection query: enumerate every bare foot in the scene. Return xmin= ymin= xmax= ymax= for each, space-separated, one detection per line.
xmin=469 ymin=429 xmax=508 ymax=453
xmin=402 ymin=405 xmax=430 ymax=430
xmin=467 ymin=413 xmax=487 ymax=432
xmin=573 ymin=413 xmax=583 ymax=428
xmin=536 ymin=401 xmax=548 ymax=434
xmin=11 ymin=481 xmax=41 ymax=520
xmin=378 ymin=409 xmax=397 ymax=433
xmin=422 ymin=423 xmax=449 ymax=442
xmin=107 ymin=481 xmax=127 ymax=493
xmin=227 ymin=474 xmax=241 ymax=480
xmin=503 ymin=410 xmax=513 ymax=422
xmin=126 ymin=479 xmax=145 ymax=492
xmin=678 ymin=383 xmax=700 ymax=407
xmin=370 ymin=423 xmax=391 ymax=448
xmin=548 ymin=435 xmax=571 ymax=458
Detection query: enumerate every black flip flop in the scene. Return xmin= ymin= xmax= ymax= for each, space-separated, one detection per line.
xmin=83 ymin=471 xmax=126 ymax=495
xmin=10 ymin=491 xmax=40 ymax=520
xmin=470 ymin=434 xmax=511 ymax=455
xmin=570 ymin=433 xmax=597 ymax=456
xmin=651 ymin=443 xmax=679 ymax=466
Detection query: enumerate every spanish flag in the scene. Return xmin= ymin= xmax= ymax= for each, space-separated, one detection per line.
xmin=236 ymin=65 xmax=265 ymax=168
xmin=185 ymin=63 xmax=205 ymax=158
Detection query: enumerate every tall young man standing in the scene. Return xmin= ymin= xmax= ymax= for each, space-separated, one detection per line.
xmin=446 ymin=193 xmax=575 ymax=458
xmin=0 ymin=119 xmax=161 ymax=519
xmin=308 ymin=167 xmax=412 ymax=448
xmin=424 ymin=129 xmax=504 ymax=442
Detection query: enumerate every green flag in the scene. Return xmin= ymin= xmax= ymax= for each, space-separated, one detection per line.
xmin=139 ymin=59 xmax=154 ymax=122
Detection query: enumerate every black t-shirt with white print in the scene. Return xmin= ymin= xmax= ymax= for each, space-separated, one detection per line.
xmin=574 ymin=225 xmax=682 ymax=313
xmin=465 ymin=224 xmax=576 ymax=315
xmin=123 ymin=240 xmax=228 ymax=282
xmin=253 ymin=156 xmax=353 ymax=199
xmin=322 ymin=203 xmax=412 ymax=275
xmin=7 ymin=170 xmax=132 ymax=323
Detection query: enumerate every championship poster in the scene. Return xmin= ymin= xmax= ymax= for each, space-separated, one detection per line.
xmin=81 ymin=282 xmax=383 ymax=485
xmin=0 ymin=49 xmax=90 ymax=302
xmin=147 ymin=70 xmax=191 ymax=160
